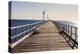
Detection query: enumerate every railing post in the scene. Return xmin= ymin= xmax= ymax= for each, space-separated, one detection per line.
xmin=75 ymin=28 xmax=77 ymax=41
xmin=68 ymin=25 xmax=69 ymax=35
xmin=71 ymin=26 xmax=72 ymax=37
xmin=66 ymin=25 xmax=67 ymax=32
xmin=16 ymin=28 xmax=18 ymax=41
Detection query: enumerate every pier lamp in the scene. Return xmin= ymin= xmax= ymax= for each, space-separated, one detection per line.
xmin=43 ymin=10 xmax=46 ymax=20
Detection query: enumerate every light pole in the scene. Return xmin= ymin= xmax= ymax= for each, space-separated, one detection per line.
xmin=43 ymin=10 xmax=46 ymax=20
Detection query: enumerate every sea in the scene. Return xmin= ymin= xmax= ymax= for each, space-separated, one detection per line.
xmin=9 ymin=19 xmax=78 ymax=28
xmin=56 ymin=21 xmax=78 ymax=28
xmin=9 ymin=19 xmax=43 ymax=27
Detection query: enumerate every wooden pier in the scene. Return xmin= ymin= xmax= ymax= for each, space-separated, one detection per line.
xmin=12 ymin=21 xmax=72 ymax=53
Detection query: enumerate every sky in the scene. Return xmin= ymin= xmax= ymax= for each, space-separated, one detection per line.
xmin=11 ymin=1 xmax=78 ymax=22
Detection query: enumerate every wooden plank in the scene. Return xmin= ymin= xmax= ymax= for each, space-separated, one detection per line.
xmin=12 ymin=21 xmax=71 ymax=53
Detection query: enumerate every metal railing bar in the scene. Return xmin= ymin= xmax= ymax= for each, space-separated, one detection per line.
xmin=11 ymin=25 xmax=40 ymax=39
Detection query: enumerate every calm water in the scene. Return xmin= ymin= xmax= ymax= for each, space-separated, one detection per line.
xmin=55 ymin=21 xmax=78 ymax=28
xmin=9 ymin=19 xmax=43 ymax=27
xmin=9 ymin=19 xmax=78 ymax=28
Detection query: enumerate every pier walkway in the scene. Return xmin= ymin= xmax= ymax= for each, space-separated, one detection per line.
xmin=12 ymin=21 xmax=72 ymax=53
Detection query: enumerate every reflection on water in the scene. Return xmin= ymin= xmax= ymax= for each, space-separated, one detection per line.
xmin=56 ymin=21 xmax=78 ymax=27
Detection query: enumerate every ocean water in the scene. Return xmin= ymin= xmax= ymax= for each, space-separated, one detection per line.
xmin=9 ymin=19 xmax=43 ymax=27
xmin=56 ymin=21 xmax=78 ymax=28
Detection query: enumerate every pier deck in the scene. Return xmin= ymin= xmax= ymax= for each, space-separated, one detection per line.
xmin=12 ymin=21 xmax=71 ymax=53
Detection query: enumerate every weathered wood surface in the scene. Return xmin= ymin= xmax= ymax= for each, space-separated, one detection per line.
xmin=12 ymin=21 xmax=71 ymax=53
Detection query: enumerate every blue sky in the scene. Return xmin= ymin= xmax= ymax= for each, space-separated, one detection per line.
xmin=11 ymin=1 xmax=78 ymax=22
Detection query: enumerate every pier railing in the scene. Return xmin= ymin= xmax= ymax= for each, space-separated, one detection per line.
xmin=53 ymin=21 xmax=78 ymax=49
xmin=9 ymin=21 xmax=47 ymax=45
